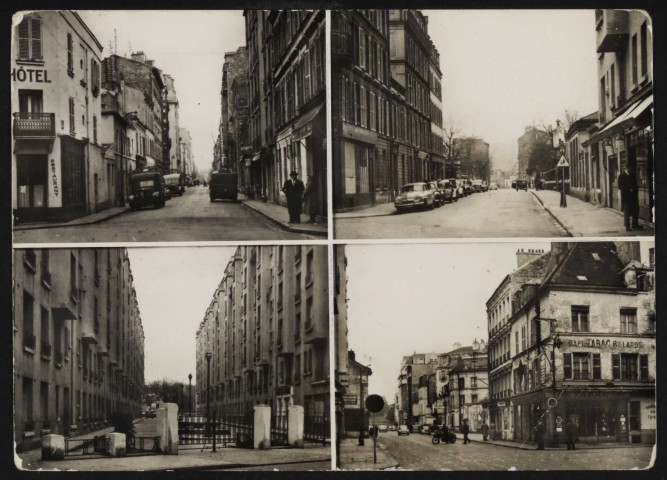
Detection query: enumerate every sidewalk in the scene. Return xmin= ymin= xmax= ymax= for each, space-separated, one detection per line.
xmin=17 ymin=441 xmax=330 ymax=471
xmin=337 ymin=438 xmax=399 ymax=470
xmin=334 ymin=202 xmax=396 ymax=219
xmin=531 ymin=190 xmax=654 ymax=237
xmin=456 ymin=432 xmax=652 ymax=451
xmin=14 ymin=206 xmax=130 ymax=231
xmin=241 ymin=195 xmax=327 ymax=236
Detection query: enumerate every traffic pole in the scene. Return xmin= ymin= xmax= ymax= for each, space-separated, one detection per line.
xmin=373 ymin=413 xmax=377 ymax=464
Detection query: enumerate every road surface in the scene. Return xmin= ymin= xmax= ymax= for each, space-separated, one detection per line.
xmin=14 ymin=186 xmax=317 ymax=243
xmin=335 ymin=189 xmax=567 ymax=239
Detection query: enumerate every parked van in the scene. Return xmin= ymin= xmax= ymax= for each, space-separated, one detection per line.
xmin=209 ymin=171 xmax=238 ymax=202
xmin=129 ymin=170 xmax=166 ymax=210
xmin=164 ymin=173 xmax=185 ymax=196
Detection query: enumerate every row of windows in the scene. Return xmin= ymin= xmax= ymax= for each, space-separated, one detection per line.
xmin=353 ymin=23 xmax=390 ymax=86
xmin=358 ymin=9 xmax=389 ymax=37
xmin=405 ymin=33 xmax=429 ymax=82
xmin=406 ymin=73 xmax=430 ymax=117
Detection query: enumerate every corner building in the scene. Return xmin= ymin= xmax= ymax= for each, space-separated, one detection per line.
xmin=14 ymin=248 xmax=144 ymax=451
xmin=195 ymin=246 xmax=329 ymax=422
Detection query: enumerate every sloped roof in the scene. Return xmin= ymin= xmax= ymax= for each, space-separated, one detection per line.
xmin=546 ymin=242 xmax=627 ymax=288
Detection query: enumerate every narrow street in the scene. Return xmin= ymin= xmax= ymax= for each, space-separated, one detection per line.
xmin=14 ymin=186 xmax=316 ymax=243
xmin=375 ymin=432 xmax=653 ymax=470
xmin=334 ymin=189 xmax=566 ymax=239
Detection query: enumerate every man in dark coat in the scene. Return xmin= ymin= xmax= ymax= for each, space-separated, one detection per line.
xmin=535 ymin=420 xmax=546 ymax=450
xmin=461 ymin=419 xmax=470 ymax=444
xmin=565 ymin=416 xmax=578 ymax=450
xmin=282 ymin=171 xmax=305 ymax=223
xmin=617 ymin=168 xmax=644 ymax=231
xmin=481 ymin=422 xmax=489 ymax=442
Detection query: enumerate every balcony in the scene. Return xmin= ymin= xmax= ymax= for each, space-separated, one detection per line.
xmin=13 ymin=112 xmax=56 ymax=138
xmin=304 ymin=316 xmax=327 ymax=345
xmin=41 ymin=265 xmax=51 ymax=290
xmin=305 ymin=272 xmax=314 ymax=287
xmin=41 ymin=341 xmax=51 ymax=360
xmin=331 ymin=27 xmax=353 ymax=64
xmin=55 ymin=350 xmax=64 ymax=367
xmin=596 ymin=10 xmax=629 ymax=53
xmin=23 ymin=332 xmax=36 ymax=352
xmin=294 ymin=292 xmax=301 ymax=304
xmin=23 ymin=250 xmax=37 ymax=272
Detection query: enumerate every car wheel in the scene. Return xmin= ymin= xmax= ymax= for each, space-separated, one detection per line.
xmin=432 ymin=436 xmax=440 ymax=445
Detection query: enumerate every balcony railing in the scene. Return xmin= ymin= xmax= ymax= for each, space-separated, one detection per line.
xmin=23 ymin=332 xmax=36 ymax=351
xmin=13 ymin=112 xmax=56 ymax=138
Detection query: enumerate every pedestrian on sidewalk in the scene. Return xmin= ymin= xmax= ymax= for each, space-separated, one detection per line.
xmin=566 ymin=416 xmax=578 ymax=450
xmin=461 ymin=419 xmax=470 ymax=444
xmin=535 ymin=420 xmax=546 ymax=450
xmin=282 ymin=171 xmax=305 ymax=224
xmin=481 ymin=422 xmax=489 ymax=442
xmin=303 ymin=175 xmax=318 ymax=224
xmin=617 ymin=168 xmax=644 ymax=232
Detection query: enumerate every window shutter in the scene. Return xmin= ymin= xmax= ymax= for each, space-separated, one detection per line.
xmin=592 ymin=353 xmax=601 ymax=380
xmin=30 ymin=19 xmax=42 ymax=60
xmin=640 ymin=354 xmax=649 ymax=381
xmin=18 ymin=20 xmax=30 ymax=59
xmin=612 ymin=354 xmax=620 ymax=380
xmin=303 ymin=49 xmax=311 ymax=102
xmin=563 ymin=353 xmax=572 ymax=380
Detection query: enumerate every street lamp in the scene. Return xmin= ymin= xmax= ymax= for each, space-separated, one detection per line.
xmin=558 ymin=140 xmax=567 ymax=208
xmin=188 ymin=373 xmax=193 ymax=413
xmin=205 ymin=352 xmax=212 ymax=449
xmin=358 ymin=363 xmax=370 ymax=446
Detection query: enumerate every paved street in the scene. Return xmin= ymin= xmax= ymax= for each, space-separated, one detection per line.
xmin=373 ymin=432 xmax=654 ymax=471
xmin=334 ymin=189 xmax=566 ymax=239
xmin=14 ymin=186 xmax=316 ymax=243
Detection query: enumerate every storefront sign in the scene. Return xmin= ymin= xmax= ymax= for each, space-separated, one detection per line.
xmin=564 ymin=338 xmax=645 ymax=349
xmin=343 ymin=395 xmax=358 ymax=406
xmin=50 ymin=158 xmax=59 ymax=197
xmin=11 ymin=68 xmax=52 ymax=83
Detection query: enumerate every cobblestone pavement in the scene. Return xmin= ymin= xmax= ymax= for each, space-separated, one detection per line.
xmin=376 ymin=432 xmax=654 ymax=471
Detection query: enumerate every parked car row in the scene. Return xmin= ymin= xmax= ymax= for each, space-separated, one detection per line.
xmin=129 ymin=168 xmax=193 ymax=211
xmin=394 ymin=178 xmax=494 ymax=213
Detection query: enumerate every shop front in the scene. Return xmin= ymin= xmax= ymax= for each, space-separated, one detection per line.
xmin=334 ymin=122 xmax=377 ymax=212
xmin=488 ymin=400 xmax=513 ymax=441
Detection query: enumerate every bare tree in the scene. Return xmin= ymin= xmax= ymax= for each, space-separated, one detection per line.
xmin=443 ymin=125 xmax=463 ymax=168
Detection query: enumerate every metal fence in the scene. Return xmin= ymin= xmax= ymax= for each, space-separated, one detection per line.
xmin=128 ymin=435 xmax=161 ymax=453
xmin=270 ymin=413 xmax=289 ymax=446
xmin=304 ymin=414 xmax=329 ymax=445
xmin=178 ymin=411 xmax=254 ymax=448
xmin=64 ymin=435 xmax=109 ymax=457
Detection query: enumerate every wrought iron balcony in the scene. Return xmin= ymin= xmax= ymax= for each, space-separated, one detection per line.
xmin=13 ymin=112 xmax=56 ymax=138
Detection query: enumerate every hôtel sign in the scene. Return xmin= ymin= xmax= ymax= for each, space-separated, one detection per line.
xmin=11 ymin=68 xmax=52 ymax=83
xmin=564 ymin=338 xmax=645 ymax=350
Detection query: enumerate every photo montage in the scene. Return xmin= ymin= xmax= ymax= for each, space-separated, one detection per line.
xmin=331 ymin=9 xmax=658 ymax=472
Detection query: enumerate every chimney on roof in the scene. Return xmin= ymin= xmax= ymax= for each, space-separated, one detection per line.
xmin=349 ymin=350 xmax=355 ymax=362
xmin=613 ymin=242 xmax=641 ymax=266
xmin=131 ymin=51 xmax=146 ymax=63
xmin=517 ymin=248 xmax=544 ymax=268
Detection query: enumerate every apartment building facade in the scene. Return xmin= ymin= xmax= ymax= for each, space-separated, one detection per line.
xmin=14 ymin=248 xmax=144 ymax=451
xmin=12 ymin=11 xmax=106 ymax=223
xmin=195 ymin=246 xmax=329 ymax=420
xmin=583 ymin=10 xmax=653 ymax=224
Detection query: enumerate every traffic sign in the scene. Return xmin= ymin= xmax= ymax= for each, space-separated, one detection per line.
xmin=557 ymin=156 xmax=569 ymax=167
xmin=365 ymin=394 xmax=385 ymax=413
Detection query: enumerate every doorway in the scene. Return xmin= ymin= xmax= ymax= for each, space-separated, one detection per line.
xmin=16 ymin=155 xmax=48 ymax=209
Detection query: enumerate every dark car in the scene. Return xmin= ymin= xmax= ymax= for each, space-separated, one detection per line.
xmin=428 ymin=181 xmax=445 ymax=207
xmin=437 ymin=179 xmax=455 ymax=203
xmin=515 ymin=179 xmax=528 ymax=191
xmin=164 ymin=173 xmax=185 ymax=196
xmin=209 ymin=171 xmax=239 ymax=202
xmin=129 ymin=171 xmax=166 ymax=210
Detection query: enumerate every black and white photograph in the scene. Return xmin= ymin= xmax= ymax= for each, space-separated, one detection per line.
xmin=331 ymin=10 xmax=654 ymax=239
xmin=334 ymin=241 xmax=656 ymax=470
xmin=11 ymin=10 xmax=327 ymax=242
xmin=13 ymin=245 xmax=331 ymax=471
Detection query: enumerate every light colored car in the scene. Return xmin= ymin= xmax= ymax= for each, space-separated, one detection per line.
xmin=420 ymin=425 xmax=431 ymax=434
xmin=397 ymin=425 xmax=410 ymax=436
xmin=394 ymin=183 xmax=435 ymax=212
xmin=489 ymin=182 xmax=499 ymax=190
xmin=378 ymin=424 xmax=388 ymax=433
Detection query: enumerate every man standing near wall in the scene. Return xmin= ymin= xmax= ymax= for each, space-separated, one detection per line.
xmin=282 ymin=171 xmax=305 ymax=224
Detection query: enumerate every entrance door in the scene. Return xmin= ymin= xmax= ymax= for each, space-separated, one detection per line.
xmin=16 ymin=155 xmax=48 ymax=209
xmin=628 ymin=401 xmax=641 ymax=443
xmin=608 ymin=154 xmax=617 ymax=209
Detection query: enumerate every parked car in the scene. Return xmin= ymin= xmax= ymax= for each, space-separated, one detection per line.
xmin=515 ymin=179 xmax=528 ymax=191
xmin=163 ymin=172 xmax=185 ymax=196
xmin=420 ymin=425 xmax=431 ymax=434
xmin=428 ymin=181 xmax=445 ymax=207
xmin=452 ymin=179 xmax=465 ymax=198
xmin=128 ymin=170 xmax=166 ymax=210
xmin=463 ymin=180 xmax=474 ymax=196
xmin=471 ymin=179 xmax=484 ymax=192
xmin=394 ymin=182 xmax=435 ymax=212
xmin=481 ymin=180 xmax=489 ymax=192
xmin=511 ymin=180 xmax=517 ymax=189
xmin=378 ymin=424 xmax=388 ymax=433
xmin=489 ymin=182 xmax=499 ymax=190
xmin=387 ymin=425 xmax=396 ymax=431
xmin=397 ymin=425 xmax=410 ymax=436
xmin=209 ymin=171 xmax=239 ymax=202
xmin=437 ymin=179 xmax=455 ymax=203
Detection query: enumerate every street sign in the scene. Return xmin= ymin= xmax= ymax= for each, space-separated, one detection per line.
xmin=557 ymin=156 xmax=569 ymax=167
xmin=365 ymin=395 xmax=385 ymax=413
xmin=343 ymin=395 xmax=357 ymax=405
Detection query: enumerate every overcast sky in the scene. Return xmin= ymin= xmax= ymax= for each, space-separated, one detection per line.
xmin=79 ymin=10 xmax=246 ymax=175
xmin=127 ymin=246 xmax=236 ymax=385
xmin=427 ymin=10 xmax=599 ymax=171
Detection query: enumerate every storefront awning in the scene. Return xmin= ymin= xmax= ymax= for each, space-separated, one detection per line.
xmin=583 ymin=95 xmax=653 ymax=147
xmin=293 ymin=103 xmax=324 ymax=141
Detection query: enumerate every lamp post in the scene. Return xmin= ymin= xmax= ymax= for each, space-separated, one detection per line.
xmin=205 ymin=352 xmax=212 ymax=448
xmin=559 ymin=140 xmax=567 ymax=208
xmin=188 ymin=373 xmax=193 ymax=413
xmin=358 ymin=363 xmax=370 ymax=446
